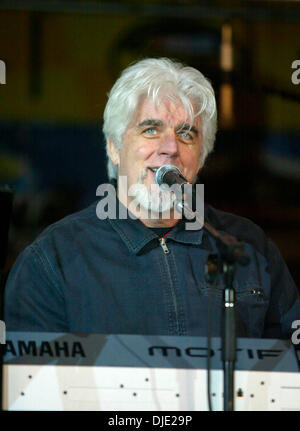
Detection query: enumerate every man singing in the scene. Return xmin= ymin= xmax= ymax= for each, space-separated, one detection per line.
xmin=4 ymin=58 xmax=300 ymax=338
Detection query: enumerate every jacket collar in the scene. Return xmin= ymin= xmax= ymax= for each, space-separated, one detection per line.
xmin=108 ymin=200 xmax=204 ymax=255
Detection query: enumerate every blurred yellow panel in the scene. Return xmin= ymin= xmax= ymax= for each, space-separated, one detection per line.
xmin=0 ymin=11 xmax=137 ymax=122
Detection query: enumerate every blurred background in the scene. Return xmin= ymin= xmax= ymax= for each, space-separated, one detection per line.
xmin=0 ymin=0 xmax=299 ymax=287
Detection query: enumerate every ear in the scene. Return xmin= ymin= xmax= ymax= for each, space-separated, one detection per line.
xmin=107 ymin=141 xmax=120 ymax=166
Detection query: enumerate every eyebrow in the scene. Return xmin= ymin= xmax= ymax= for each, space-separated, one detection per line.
xmin=136 ymin=119 xmax=199 ymax=136
xmin=136 ymin=119 xmax=164 ymax=129
xmin=176 ymin=123 xmax=199 ymax=137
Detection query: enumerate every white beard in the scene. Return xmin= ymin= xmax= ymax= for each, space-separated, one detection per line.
xmin=132 ymin=169 xmax=176 ymax=215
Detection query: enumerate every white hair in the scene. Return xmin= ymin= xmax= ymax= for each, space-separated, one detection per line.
xmin=103 ymin=58 xmax=217 ymax=181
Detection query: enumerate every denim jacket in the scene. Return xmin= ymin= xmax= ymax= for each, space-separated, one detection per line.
xmin=4 ymin=200 xmax=300 ymax=339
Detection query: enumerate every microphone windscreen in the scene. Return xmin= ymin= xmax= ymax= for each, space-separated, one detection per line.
xmin=155 ymin=164 xmax=182 ymax=186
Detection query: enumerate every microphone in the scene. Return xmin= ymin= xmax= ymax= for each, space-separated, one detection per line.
xmin=155 ymin=164 xmax=196 ymax=221
xmin=155 ymin=164 xmax=188 ymax=188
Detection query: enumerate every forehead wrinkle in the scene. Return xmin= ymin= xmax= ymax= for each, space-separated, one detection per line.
xmin=132 ymin=97 xmax=201 ymax=135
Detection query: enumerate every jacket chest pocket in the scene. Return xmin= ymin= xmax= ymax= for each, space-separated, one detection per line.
xmin=198 ymin=284 xmax=267 ymax=305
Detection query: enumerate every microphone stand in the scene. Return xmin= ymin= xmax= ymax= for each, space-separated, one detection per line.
xmin=174 ymin=192 xmax=249 ymax=412
xmin=221 ymin=259 xmax=236 ymax=411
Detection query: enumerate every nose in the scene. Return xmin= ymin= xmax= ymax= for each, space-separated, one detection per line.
xmin=157 ymin=132 xmax=179 ymax=158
